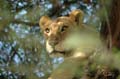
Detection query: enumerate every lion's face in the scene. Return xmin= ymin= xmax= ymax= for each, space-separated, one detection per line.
xmin=41 ymin=17 xmax=76 ymax=54
xmin=39 ymin=10 xmax=84 ymax=55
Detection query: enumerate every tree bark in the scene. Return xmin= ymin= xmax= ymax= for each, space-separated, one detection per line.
xmin=100 ymin=0 xmax=120 ymax=48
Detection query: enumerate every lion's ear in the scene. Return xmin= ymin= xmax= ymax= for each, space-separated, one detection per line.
xmin=70 ymin=10 xmax=84 ymax=25
xmin=39 ymin=16 xmax=51 ymax=30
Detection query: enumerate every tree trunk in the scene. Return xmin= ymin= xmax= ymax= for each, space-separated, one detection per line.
xmin=100 ymin=0 xmax=120 ymax=48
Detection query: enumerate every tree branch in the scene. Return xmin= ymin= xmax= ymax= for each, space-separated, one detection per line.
xmin=12 ymin=19 xmax=39 ymax=26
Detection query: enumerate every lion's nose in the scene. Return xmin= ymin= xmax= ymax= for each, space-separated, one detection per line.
xmin=49 ymin=37 xmax=59 ymax=46
xmin=49 ymin=41 xmax=58 ymax=46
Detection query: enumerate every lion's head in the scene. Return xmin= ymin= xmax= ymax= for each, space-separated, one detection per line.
xmin=39 ymin=10 xmax=84 ymax=56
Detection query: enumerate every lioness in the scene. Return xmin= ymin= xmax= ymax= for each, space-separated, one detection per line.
xmin=39 ymin=10 xmax=102 ymax=79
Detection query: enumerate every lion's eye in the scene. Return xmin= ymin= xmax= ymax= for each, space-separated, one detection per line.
xmin=61 ymin=25 xmax=68 ymax=32
xmin=45 ymin=28 xmax=50 ymax=33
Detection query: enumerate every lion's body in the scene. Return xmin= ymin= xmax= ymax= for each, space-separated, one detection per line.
xmin=39 ymin=10 xmax=102 ymax=79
